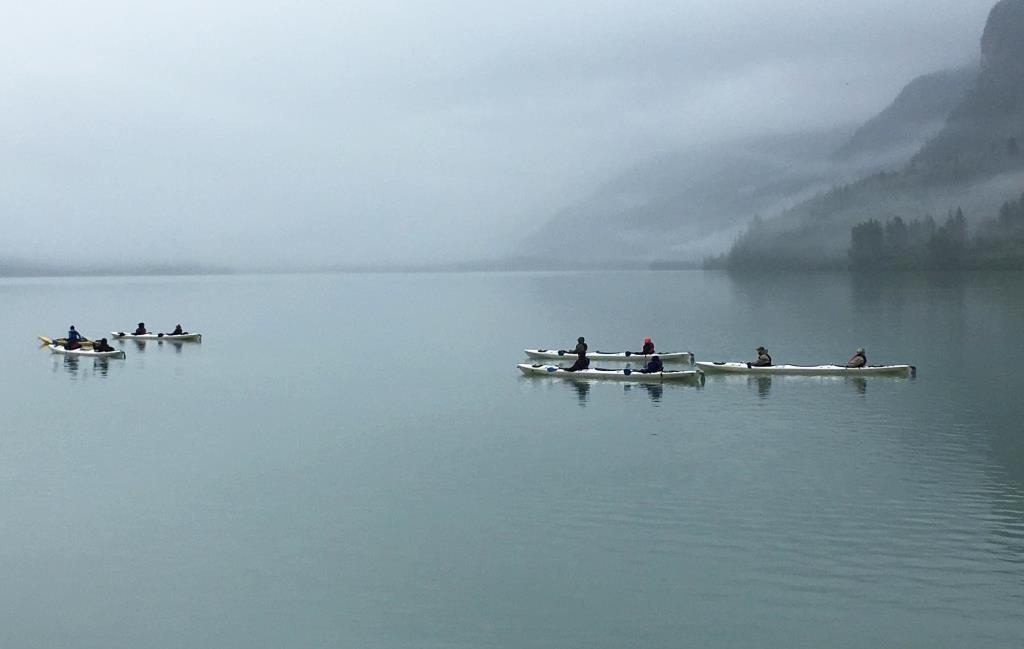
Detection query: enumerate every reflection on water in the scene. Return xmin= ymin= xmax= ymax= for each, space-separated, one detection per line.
xmin=850 ymin=270 xmax=969 ymax=313
xmin=60 ymin=354 xmax=78 ymax=376
xmin=848 ymin=376 xmax=867 ymax=395
xmin=116 ymin=338 xmax=194 ymax=355
xmin=749 ymin=375 xmax=771 ymax=399
xmin=639 ymin=382 xmax=663 ymax=403
xmin=623 ymin=382 xmax=664 ymax=404
xmin=11 ymin=272 xmax=1024 ymax=649
xmin=52 ymin=354 xmax=115 ymax=379
xmin=165 ymin=341 xmax=185 ymax=353
xmin=567 ymin=380 xmax=590 ymax=406
xmin=522 ymin=374 xmax=696 ymax=407
xmin=561 ymin=377 xmax=700 ymax=406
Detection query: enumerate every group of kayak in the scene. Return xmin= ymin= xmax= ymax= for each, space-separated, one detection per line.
xmin=520 ymin=336 xmax=705 ymax=382
xmin=519 ymin=338 xmax=916 ymax=382
xmin=693 ymin=345 xmax=914 ymax=376
xmin=43 ymin=322 xmax=202 ymax=359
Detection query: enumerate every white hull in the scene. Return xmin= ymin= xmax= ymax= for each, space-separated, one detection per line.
xmin=696 ymin=361 xmax=915 ymax=377
xmin=525 ymin=349 xmax=693 ymax=363
xmin=112 ymin=332 xmax=202 ymax=342
xmin=518 ymin=363 xmax=704 ymax=383
xmin=49 ymin=344 xmax=125 ymax=359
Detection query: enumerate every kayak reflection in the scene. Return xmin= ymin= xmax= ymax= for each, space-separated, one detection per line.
xmin=848 ymin=377 xmax=867 ymax=395
xmin=568 ymin=380 xmax=590 ymax=406
xmin=54 ymin=354 xmax=114 ymax=379
xmin=750 ymin=376 xmax=772 ymax=399
xmin=624 ymin=382 xmax=664 ymax=403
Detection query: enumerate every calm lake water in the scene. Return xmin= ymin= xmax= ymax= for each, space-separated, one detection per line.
xmin=2 ymin=270 xmax=1022 ymax=648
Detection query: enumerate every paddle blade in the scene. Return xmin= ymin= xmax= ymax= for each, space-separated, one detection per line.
xmin=38 ymin=335 xmax=53 ymax=346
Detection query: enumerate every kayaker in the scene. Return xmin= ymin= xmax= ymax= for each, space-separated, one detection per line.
xmin=134 ymin=322 xmax=148 ymax=335
xmin=170 ymin=324 xmax=184 ymax=335
xmin=639 ymin=337 xmax=655 ymax=355
xmin=64 ymin=325 xmax=84 ymax=350
xmin=93 ymin=338 xmax=115 ymax=352
xmin=846 ymin=347 xmax=867 ymax=368
xmin=748 ymin=346 xmax=772 ymax=368
xmin=564 ymin=336 xmax=590 ymax=372
xmin=569 ymin=336 xmax=587 ymax=358
xmin=639 ymin=354 xmax=663 ymax=374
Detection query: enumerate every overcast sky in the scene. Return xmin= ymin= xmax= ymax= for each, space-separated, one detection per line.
xmin=1 ymin=0 xmax=997 ymax=267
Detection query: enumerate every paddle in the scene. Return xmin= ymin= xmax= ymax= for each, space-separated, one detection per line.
xmin=40 ymin=335 xmax=96 ymax=348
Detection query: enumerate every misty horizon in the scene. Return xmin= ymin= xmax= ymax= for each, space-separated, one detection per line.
xmin=2 ymin=1 xmax=999 ymax=270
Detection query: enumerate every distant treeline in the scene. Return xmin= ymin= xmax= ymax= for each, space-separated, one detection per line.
xmin=705 ymin=191 xmax=1024 ymax=271
xmin=848 ymin=192 xmax=1024 ymax=270
xmin=0 ymin=261 xmax=234 ymax=278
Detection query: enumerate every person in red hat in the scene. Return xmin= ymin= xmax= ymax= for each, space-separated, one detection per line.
xmin=640 ymin=336 xmax=655 ymax=356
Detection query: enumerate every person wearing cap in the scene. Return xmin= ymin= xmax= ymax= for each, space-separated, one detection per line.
xmin=134 ymin=322 xmax=148 ymax=335
xmin=639 ymin=336 xmax=655 ymax=356
xmin=639 ymin=354 xmax=663 ymax=374
xmin=846 ymin=347 xmax=867 ymax=368
xmin=564 ymin=336 xmax=590 ymax=372
xmin=748 ymin=346 xmax=772 ymax=367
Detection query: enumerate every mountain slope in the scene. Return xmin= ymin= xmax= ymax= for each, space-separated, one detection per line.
xmin=910 ymin=0 xmax=1024 ymax=179
xmin=832 ymin=67 xmax=976 ymax=164
xmin=521 ymin=66 xmax=978 ymax=264
xmin=723 ymin=0 xmax=1024 ymax=269
xmin=520 ymin=128 xmax=851 ymax=261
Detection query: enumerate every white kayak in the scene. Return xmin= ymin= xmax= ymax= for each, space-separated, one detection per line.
xmin=112 ymin=331 xmax=203 ymax=342
xmin=525 ymin=349 xmax=694 ymax=364
xmin=696 ymin=361 xmax=916 ymax=377
xmin=518 ymin=363 xmax=705 ymax=383
xmin=49 ymin=344 xmax=126 ymax=359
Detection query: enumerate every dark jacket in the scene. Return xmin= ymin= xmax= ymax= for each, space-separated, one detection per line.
xmin=640 ymin=356 xmax=663 ymax=373
xmin=846 ymin=352 xmax=867 ymax=368
xmin=572 ymin=341 xmax=588 ymax=358
xmin=750 ymin=352 xmax=772 ymax=367
xmin=564 ymin=356 xmax=590 ymax=372
xmin=640 ymin=341 xmax=655 ymax=355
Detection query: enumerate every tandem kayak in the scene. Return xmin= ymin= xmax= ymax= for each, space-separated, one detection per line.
xmin=49 ymin=344 xmax=126 ymax=359
xmin=111 ymin=332 xmax=203 ymax=342
xmin=525 ymin=349 xmax=694 ymax=364
xmin=40 ymin=336 xmax=93 ymax=348
xmin=518 ymin=363 xmax=704 ymax=383
xmin=696 ymin=361 xmax=915 ymax=377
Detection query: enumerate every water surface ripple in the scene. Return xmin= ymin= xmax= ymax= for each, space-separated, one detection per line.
xmin=2 ymin=271 xmax=1023 ymax=649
